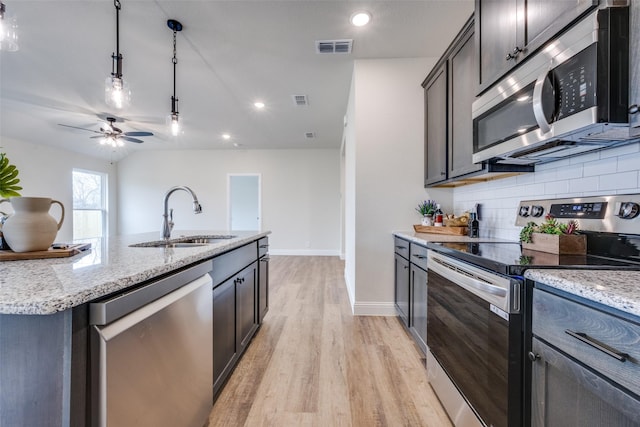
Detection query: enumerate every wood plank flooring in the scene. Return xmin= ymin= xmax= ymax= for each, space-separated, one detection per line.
xmin=208 ymin=256 xmax=452 ymax=427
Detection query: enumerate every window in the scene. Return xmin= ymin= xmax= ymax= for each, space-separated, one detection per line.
xmin=73 ymin=169 xmax=107 ymax=240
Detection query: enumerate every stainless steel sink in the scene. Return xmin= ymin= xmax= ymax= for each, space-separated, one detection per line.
xmin=129 ymin=235 xmax=237 ymax=248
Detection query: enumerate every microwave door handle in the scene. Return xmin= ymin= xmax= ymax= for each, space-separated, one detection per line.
xmin=532 ymin=68 xmax=552 ymax=135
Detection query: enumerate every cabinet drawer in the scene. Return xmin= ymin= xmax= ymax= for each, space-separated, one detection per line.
xmin=211 ymin=241 xmax=257 ymax=287
xmin=394 ymin=237 xmax=410 ymax=259
xmin=410 ymin=243 xmax=428 ymax=271
xmin=258 ymin=237 xmax=269 ymax=258
xmin=532 ymin=289 xmax=640 ymax=396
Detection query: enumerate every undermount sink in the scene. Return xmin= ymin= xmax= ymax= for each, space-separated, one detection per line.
xmin=129 ymin=235 xmax=237 ymax=248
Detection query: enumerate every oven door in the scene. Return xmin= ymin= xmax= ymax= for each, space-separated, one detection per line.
xmin=427 ymin=251 xmax=522 ymax=427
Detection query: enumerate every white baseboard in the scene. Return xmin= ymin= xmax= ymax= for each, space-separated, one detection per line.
xmin=352 ymin=301 xmax=396 ymax=316
xmin=269 ymin=249 xmax=341 ymax=256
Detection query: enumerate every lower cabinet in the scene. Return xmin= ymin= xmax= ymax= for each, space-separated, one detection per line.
xmin=410 ymin=264 xmax=428 ymax=355
xmin=394 ymin=253 xmax=410 ymax=327
xmin=211 ymin=240 xmax=264 ymax=398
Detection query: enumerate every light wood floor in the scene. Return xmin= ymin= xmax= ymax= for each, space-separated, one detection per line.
xmin=208 ymin=256 xmax=452 ymax=427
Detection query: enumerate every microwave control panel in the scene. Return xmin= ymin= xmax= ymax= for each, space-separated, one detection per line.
xmin=553 ymin=43 xmax=597 ymax=120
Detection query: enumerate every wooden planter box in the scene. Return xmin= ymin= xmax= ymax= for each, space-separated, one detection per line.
xmin=521 ymin=233 xmax=586 ymax=255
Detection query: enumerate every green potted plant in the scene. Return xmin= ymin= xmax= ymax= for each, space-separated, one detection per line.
xmin=520 ymin=214 xmax=584 ymax=254
xmin=416 ymin=199 xmax=437 ymax=226
xmin=0 ymin=152 xmax=22 ymax=198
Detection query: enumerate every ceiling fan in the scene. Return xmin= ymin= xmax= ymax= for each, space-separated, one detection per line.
xmin=58 ymin=117 xmax=154 ymax=146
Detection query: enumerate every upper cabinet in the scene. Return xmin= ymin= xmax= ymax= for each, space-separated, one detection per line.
xmin=630 ymin=0 xmax=640 ymax=137
xmin=475 ymin=0 xmax=597 ymax=93
xmin=422 ymin=17 xmax=532 ymax=187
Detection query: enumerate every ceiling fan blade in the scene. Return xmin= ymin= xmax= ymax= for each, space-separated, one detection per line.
xmin=122 ymin=136 xmax=144 ymax=144
xmin=124 ymin=131 xmax=154 ymax=137
xmin=58 ymin=124 xmax=102 ymax=134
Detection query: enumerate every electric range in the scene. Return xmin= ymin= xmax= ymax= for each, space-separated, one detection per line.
xmin=424 ymin=194 xmax=640 ymax=427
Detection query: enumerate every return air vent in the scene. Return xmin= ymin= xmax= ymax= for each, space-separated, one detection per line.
xmin=292 ymin=95 xmax=309 ymax=106
xmin=315 ymin=39 xmax=352 ymax=54
xmin=305 ymin=132 xmax=315 ymax=139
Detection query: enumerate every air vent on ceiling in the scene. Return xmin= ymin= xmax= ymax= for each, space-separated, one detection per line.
xmin=305 ymin=132 xmax=316 ymax=139
xmin=292 ymin=95 xmax=309 ymax=106
xmin=315 ymin=39 xmax=352 ymax=54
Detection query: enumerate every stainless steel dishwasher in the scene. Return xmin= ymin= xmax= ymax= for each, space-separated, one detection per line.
xmin=90 ymin=262 xmax=213 ymax=427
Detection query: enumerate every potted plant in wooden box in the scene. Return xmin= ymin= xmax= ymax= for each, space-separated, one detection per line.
xmin=519 ymin=215 xmax=585 ymax=254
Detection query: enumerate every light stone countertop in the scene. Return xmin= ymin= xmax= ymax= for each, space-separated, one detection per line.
xmin=525 ymin=269 xmax=640 ymax=319
xmin=393 ymin=230 xmax=515 ymax=245
xmin=0 ymin=230 xmax=269 ymax=315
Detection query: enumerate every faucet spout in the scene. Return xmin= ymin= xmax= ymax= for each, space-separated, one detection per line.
xmin=162 ymin=186 xmax=203 ymax=240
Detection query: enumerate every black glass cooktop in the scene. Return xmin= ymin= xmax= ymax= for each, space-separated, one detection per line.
xmin=430 ymin=238 xmax=640 ymax=277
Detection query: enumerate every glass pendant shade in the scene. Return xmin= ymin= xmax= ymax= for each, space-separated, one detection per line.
xmin=105 ymin=75 xmax=131 ymax=109
xmin=0 ymin=3 xmax=18 ymax=52
xmin=167 ymin=113 xmax=181 ymax=137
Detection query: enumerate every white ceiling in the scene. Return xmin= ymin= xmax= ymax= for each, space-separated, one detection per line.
xmin=0 ymin=0 xmax=474 ymax=160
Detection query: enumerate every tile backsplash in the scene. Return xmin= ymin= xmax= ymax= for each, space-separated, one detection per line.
xmin=453 ymin=142 xmax=640 ymax=241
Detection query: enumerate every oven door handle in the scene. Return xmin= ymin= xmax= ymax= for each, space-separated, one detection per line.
xmin=429 ymin=258 xmax=507 ymax=299
xmin=532 ymin=67 xmax=552 ymax=135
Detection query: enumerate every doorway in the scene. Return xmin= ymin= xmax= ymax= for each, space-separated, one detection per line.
xmin=227 ymin=174 xmax=261 ymax=231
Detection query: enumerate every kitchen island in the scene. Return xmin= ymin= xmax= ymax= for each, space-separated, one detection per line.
xmin=0 ymin=230 xmax=270 ymax=427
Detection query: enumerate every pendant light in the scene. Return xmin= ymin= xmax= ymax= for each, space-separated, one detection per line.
xmin=105 ymin=0 xmax=131 ymax=109
xmin=0 ymin=1 xmax=19 ymax=52
xmin=167 ymin=19 xmax=183 ymax=136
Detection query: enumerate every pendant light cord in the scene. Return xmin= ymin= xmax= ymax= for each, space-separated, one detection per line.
xmin=172 ymin=28 xmax=178 ymax=114
xmin=112 ymin=0 xmax=122 ymax=78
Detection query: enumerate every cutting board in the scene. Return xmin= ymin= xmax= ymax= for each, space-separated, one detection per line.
xmin=0 ymin=243 xmax=91 ymax=261
xmin=413 ymin=225 xmax=469 ymax=235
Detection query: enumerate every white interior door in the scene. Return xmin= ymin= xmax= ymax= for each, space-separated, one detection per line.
xmin=228 ymin=174 xmax=261 ymax=231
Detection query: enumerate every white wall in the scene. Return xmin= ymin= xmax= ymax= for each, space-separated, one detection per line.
xmin=0 ymin=138 xmax=118 ymax=241
xmin=343 ymin=58 xmax=452 ymax=315
xmin=117 ymin=149 xmax=341 ymax=254
xmin=453 ymin=142 xmax=640 ymax=239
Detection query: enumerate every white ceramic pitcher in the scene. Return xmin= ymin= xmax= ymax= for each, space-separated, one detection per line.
xmin=0 ymin=197 xmax=65 ymax=252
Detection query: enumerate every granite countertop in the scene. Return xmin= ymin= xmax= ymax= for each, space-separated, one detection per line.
xmin=393 ymin=230 xmax=515 ymax=245
xmin=525 ymin=269 xmax=640 ymax=319
xmin=0 ymin=230 xmax=269 ymax=315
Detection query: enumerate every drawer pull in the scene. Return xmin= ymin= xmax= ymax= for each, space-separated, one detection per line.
xmin=565 ymin=330 xmax=629 ymax=362
xmin=396 ymin=245 xmax=408 ymax=250
xmin=413 ymin=254 xmax=427 ymax=260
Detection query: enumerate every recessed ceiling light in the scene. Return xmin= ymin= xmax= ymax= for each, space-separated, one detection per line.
xmin=254 ymin=101 xmax=265 ymax=109
xmin=350 ymin=11 xmax=371 ymax=27
xmin=222 ymin=133 xmax=231 ymax=140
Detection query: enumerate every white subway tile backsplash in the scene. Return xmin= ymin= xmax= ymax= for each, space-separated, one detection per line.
xmin=454 ymin=146 xmax=640 ymax=241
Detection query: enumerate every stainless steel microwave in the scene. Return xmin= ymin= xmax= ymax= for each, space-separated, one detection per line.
xmin=472 ymin=7 xmax=632 ymax=165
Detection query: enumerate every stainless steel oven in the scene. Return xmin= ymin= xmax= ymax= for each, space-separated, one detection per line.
xmin=472 ymin=6 xmax=631 ymax=166
xmin=427 ymin=251 xmax=523 ymax=427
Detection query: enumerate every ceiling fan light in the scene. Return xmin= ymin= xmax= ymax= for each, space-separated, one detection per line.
xmin=105 ymin=76 xmax=131 ymax=109
xmin=0 ymin=2 xmax=19 ymax=52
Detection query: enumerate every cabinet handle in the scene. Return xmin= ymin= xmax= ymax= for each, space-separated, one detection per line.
xmin=395 ymin=245 xmax=408 ymax=250
xmin=260 ymin=256 xmax=270 ymax=262
xmin=440 ymin=171 xmax=446 ymax=176
xmin=259 ymin=244 xmax=269 ymax=248
xmin=505 ymin=46 xmax=522 ymax=61
xmin=403 ymin=265 xmax=409 ymax=270
xmin=565 ymin=330 xmax=629 ymax=362
xmin=528 ymin=351 xmax=540 ymax=362
xmin=629 ymin=104 xmax=639 ymax=115
xmin=412 ymin=254 xmax=427 ymax=260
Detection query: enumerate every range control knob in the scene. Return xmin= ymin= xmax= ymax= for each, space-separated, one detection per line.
xmin=617 ymin=202 xmax=640 ymax=219
xmin=519 ymin=206 xmax=530 ymax=217
xmin=531 ymin=205 xmax=545 ymax=217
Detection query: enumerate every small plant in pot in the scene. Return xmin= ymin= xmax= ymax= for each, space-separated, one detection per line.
xmin=416 ymin=200 xmax=437 ymax=226
xmin=520 ymin=214 xmax=584 ymax=254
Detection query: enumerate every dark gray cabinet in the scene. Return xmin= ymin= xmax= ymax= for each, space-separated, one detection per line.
xmin=394 ymin=237 xmax=410 ymax=327
xmin=475 ymin=0 xmax=596 ymax=93
xmin=211 ymin=240 xmax=262 ymax=398
xmin=409 ymin=263 xmax=428 ymax=355
xmin=630 ymin=0 xmax=640 ymax=137
xmin=424 ymin=63 xmax=448 ymax=186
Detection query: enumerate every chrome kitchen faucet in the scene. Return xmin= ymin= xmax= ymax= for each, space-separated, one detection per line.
xmin=162 ymin=186 xmax=202 ymax=240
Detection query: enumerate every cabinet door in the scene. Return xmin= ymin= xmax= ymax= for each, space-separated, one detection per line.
xmin=525 ymin=0 xmax=596 ymax=54
xmin=476 ymin=0 xmax=519 ymax=93
xmin=424 ymin=63 xmax=448 ymax=186
xmin=630 ymin=0 xmax=640 ymax=137
xmin=236 ymin=261 xmax=258 ymax=352
xmin=213 ymin=276 xmax=236 ymax=395
xmin=448 ymin=25 xmax=482 ymax=178
xmin=409 ymin=265 xmax=428 ymax=355
xmin=394 ymin=253 xmax=410 ymax=327
xmin=258 ymin=256 xmax=269 ymax=323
